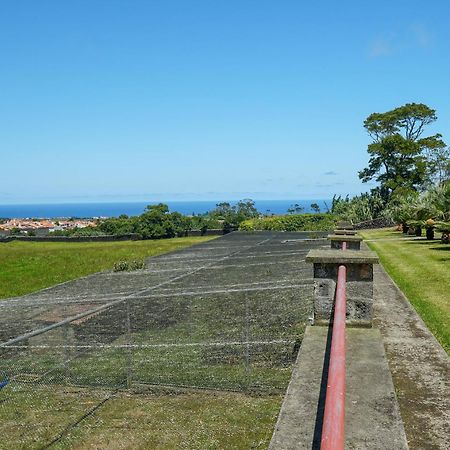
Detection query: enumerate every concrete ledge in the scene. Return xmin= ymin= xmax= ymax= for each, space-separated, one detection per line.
xmin=314 ymin=318 xmax=372 ymax=328
xmin=306 ymin=249 xmax=379 ymax=264
xmin=328 ymin=234 xmax=363 ymax=242
xmin=334 ymin=229 xmax=357 ymax=235
xmin=328 ymin=234 xmax=363 ymax=250
xmin=269 ymin=326 xmax=408 ymax=449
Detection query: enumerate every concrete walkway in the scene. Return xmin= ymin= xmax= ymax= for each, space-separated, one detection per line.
xmin=373 ymin=264 xmax=450 ymax=450
xmin=270 ymin=242 xmax=449 ymax=449
xmin=269 ymin=326 xmax=408 ymax=449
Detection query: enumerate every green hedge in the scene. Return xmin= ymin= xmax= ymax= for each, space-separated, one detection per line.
xmin=239 ymin=214 xmax=337 ymax=231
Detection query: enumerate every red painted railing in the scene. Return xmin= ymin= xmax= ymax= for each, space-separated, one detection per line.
xmin=320 ymin=241 xmax=347 ymax=449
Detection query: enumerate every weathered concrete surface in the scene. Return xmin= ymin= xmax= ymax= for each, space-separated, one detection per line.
xmin=269 ymin=326 xmax=326 ymax=450
xmin=306 ymin=249 xmax=378 ymax=264
xmin=372 ymin=263 xmax=450 ymax=450
xmin=306 ymin=250 xmax=379 ymax=324
xmin=336 ymin=220 xmax=354 ymax=230
xmin=328 ymin=234 xmax=363 ymax=242
xmin=334 ymin=229 xmax=357 ymax=235
xmin=269 ymin=326 xmax=408 ymax=449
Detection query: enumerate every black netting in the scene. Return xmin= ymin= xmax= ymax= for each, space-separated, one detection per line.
xmin=0 ymin=231 xmax=328 ymax=448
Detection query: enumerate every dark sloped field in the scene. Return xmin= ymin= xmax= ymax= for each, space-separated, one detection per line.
xmin=0 ymin=231 xmax=328 ymax=449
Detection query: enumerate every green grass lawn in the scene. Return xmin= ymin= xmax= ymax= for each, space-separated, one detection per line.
xmin=0 ymin=237 xmax=215 ymax=299
xmin=360 ymin=228 xmax=450 ymax=353
xmin=61 ymin=390 xmax=281 ymax=450
xmin=0 ymin=384 xmax=281 ymax=450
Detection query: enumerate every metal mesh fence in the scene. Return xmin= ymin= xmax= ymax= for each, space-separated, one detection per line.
xmin=0 ymin=231 xmax=328 ymax=448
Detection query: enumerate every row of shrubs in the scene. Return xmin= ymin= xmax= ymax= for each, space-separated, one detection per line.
xmin=239 ymin=214 xmax=338 ymax=232
xmin=47 ymin=203 xmax=339 ymax=240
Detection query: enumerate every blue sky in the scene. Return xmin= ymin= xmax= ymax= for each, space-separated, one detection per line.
xmin=1 ymin=0 xmax=449 ymax=203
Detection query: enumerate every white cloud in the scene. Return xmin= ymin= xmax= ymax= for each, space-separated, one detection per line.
xmin=369 ymin=24 xmax=432 ymax=58
xmin=370 ymin=35 xmax=394 ymax=57
xmin=411 ymin=24 xmax=432 ymax=49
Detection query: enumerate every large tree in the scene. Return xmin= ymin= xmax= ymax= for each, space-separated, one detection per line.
xmin=359 ymin=103 xmax=447 ymax=201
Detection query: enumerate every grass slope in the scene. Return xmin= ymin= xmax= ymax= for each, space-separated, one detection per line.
xmin=360 ymin=228 xmax=449 ymax=353
xmin=0 ymin=237 xmax=215 ymax=299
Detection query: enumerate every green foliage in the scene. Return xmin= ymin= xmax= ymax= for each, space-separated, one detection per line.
xmin=360 ymin=103 xmax=447 ymax=201
xmin=310 ymin=203 xmax=321 ymax=213
xmin=383 ymin=192 xmax=419 ymax=225
xmin=435 ymin=221 xmax=450 ymax=233
xmin=287 ymin=203 xmax=304 ymax=214
xmin=239 ymin=214 xmax=337 ymax=231
xmin=113 ymin=259 xmax=146 ymax=272
xmin=331 ymin=190 xmax=385 ymax=223
xmin=93 ymin=201 xmax=255 ymax=239
xmin=50 ymin=226 xmax=107 ymax=237
xmin=383 ymin=181 xmax=450 ymax=227
xmin=133 ymin=203 xmax=182 ymax=239
xmin=425 ymin=143 xmax=450 ymax=185
xmin=98 ymin=217 xmax=137 ymax=235
xmin=190 ymin=215 xmax=221 ymax=232
xmin=208 ymin=199 xmax=259 ymax=230
xmin=426 ymin=182 xmax=450 ymax=221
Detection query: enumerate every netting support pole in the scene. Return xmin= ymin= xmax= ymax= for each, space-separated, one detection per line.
xmin=126 ymin=300 xmax=133 ymax=389
xmin=63 ymin=307 xmax=70 ymax=381
xmin=244 ymin=295 xmax=251 ymax=390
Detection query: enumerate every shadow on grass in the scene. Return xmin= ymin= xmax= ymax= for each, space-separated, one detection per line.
xmin=405 ymin=239 xmax=438 ymax=244
xmin=403 ymin=240 xmax=450 ymax=252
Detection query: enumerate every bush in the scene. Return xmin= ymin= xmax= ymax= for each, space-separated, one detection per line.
xmin=331 ymin=191 xmax=385 ymax=223
xmin=113 ymin=259 xmax=146 ymax=272
xmin=239 ymin=214 xmax=337 ymax=232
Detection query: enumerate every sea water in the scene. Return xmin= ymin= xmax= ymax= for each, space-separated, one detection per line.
xmin=0 ymin=199 xmax=330 ymax=219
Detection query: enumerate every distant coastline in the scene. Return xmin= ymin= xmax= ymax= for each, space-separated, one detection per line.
xmin=0 ymin=200 xmax=330 ymax=219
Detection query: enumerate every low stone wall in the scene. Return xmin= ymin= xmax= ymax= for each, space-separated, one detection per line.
xmin=354 ymin=217 xmax=394 ymax=230
xmin=0 ymin=234 xmax=142 ymax=243
xmin=177 ymin=229 xmax=227 ymax=237
xmin=0 ymin=230 xmax=226 ymax=243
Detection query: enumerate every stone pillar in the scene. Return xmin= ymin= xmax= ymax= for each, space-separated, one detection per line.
xmin=336 ymin=220 xmax=354 ymax=230
xmin=306 ymin=250 xmax=379 ymax=327
xmin=328 ymin=234 xmax=363 ymax=250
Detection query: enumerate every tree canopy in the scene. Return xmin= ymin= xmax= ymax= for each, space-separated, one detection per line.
xmin=359 ymin=103 xmax=447 ymax=201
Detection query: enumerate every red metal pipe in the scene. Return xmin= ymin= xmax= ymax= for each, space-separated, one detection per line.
xmin=320 ymin=262 xmax=347 ymax=450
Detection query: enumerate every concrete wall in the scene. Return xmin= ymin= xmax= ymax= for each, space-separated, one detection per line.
xmin=354 ymin=217 xmax=394 ymax=229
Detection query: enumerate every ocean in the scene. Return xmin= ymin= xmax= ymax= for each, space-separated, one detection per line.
xmin=0 ymin=200 xmax=331 ymax=219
